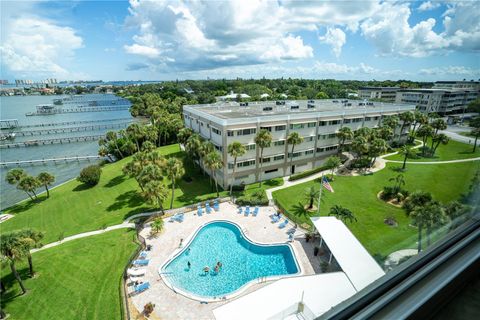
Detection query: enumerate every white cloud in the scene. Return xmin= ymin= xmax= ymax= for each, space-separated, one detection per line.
xmin=0 ymin=13 xmax=83 ymax=79
xmin=418 ymin=1 xmax=441 ymax=12
xmin=124 ymin=44 xmax=161 ymax=58
xmin=319 ymin=27 xmax=346 ymax=57
xmin=419 ymin=66 xmax=480 ymax=77
xmin=260 ymin=35 xmax=313 ymax=61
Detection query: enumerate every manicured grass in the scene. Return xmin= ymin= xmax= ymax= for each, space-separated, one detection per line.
xmin=273 ymin=161 xmax=479 ymax=257
xmin=0 ymin=229 xmax=139 ymax=320
xmin=385 ymin=138 xmax=480 ymax=162
xmin=2 ymin=144 xmax=227 ymax=244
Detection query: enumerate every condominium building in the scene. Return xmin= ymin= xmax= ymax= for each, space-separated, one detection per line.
xmin=183 ymin=100 xmax=415 ymax=188
xmin=395 ymin=88 xmax=479 ymax=115
xmin=358 ymin=87 xmax=400 ymax=102
xmin=433 ymin=80 xmax=480 ymax=90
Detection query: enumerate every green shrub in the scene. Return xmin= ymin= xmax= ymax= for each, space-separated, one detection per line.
xmin=232 ymin=183 xmax=246 ymax=192
xmin=288 ymin=165 xmax=329 ymax=181
xmin=77 ymin=165 xmax=102 ymax=186
xmin=236 ymin=190 xmax=268 ymax=206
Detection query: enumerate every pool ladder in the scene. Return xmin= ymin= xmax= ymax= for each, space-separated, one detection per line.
xmin=257 ymin=277 xmax=267 ymax=284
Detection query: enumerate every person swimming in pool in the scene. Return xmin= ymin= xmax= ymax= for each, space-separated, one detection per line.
xmin=187 ymin=261 xmax=191 ymax=269
xmin=214 ymin=265 xmax=219 ymax=273
xmin=203 ymin=266 xmax=210 ymax=274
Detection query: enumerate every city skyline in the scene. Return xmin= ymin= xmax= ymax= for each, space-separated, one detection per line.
xmin=1 ymin=0 xmax=479 ymax=82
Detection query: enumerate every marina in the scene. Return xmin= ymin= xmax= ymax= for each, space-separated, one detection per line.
xmin=0 ymin=134 xmax=106 ymax=148
xmin=11 ymin=121 xmax=131 ymax=136
xmin=0 ymin=155 xmax=106 ymax=167
xmin=17 ymin=117 xmax=133 ymax=128
xmin=26 ymin=105 xmax=130 ymax=116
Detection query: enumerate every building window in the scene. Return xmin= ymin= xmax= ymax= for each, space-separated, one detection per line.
xmin=319 ymin=133 xmax=336 ymax=140
xmin=244 ymin=144 xmax=256 ymax=150
xmin=273 ymin=154 xmax=285 ymax=161
xmin=237 ymin=128 xmax=256 ymax=136
xmin=344 ymin=119 xmax=352 ymax=124
xmin=319 ymin=121 xmax=328 ymax=126
xmin=227 ymin=130 xmax=234 ymax=137
xmin=228 ymin=163 xmax=234 ymax=169
xmin=212 ymin=127 xmax=221 ymax=135
xmin=317 ymin=145 xmax=338 ymax=153
xmin=307 ymin=122 xmax=316 ymax=128
xmin=330 ymin=120 xmax=341 ymax=125
xmin=261 ymin=157 xmax=271 ymax=163
xmin=275 ymin=125 xmax=286 ymax=131
xmin=288 ymin=151 xmax=302 ymax=158
xmin=265 ymin=168 xmax=278 ymax=174
xmin=237 ymin=159 xmax=255 ymax=168
xmin=353 ymin=118 xmax=363 ymax=123
xmin=290 ymin=123 xmax=305 ymax=130
xmin=274 ymin=140 xmax=285 ymax=146
xmin=260 ymin=126 xmax=272 ymax=132
xmin=365 ymin=117 xmax=372 ymax=121
xmin=305 ymin=149 xmax=314 ymax=155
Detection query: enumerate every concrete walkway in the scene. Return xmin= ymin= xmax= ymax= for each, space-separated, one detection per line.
xmin=384 ymin=157 xmax=480 ymax=165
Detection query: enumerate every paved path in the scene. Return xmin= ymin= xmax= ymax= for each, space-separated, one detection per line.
xmin=384 ymin=157 xmax=480 ymax=165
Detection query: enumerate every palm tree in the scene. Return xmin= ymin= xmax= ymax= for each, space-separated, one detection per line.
xmin=141 ymin=141 xmax=156 ymax=152
xmin=138 ymin=164 xmax=164 ymax=188
xmin=254 ymin=129 xmax=272 ymax=186
xmin=126 ymin=123 xmax=143 ymax=152
xmin=469 ymin=117 xmax=480 ymax=152
xmin=0 ymin=233 xmax=28 ymax=294
xmin=122 ymin=159 xmax=144 ymax=191
xmin=399 ymin=145 xmax=413 ymax=170
xmin=142 ymin=180 xmax=169 ymax=213
xmin=227 ymin=142 xmax=246 ymax=195
xmin=5 ymin=168 xmax=26 ymax=186
xmin=287 ymin=131 xmax=303 ymax=175
xmin=150 ymin=217 xmax=164 ymax=235
xmin=382 ymin=115 xmax=399 ymax=138
xmin=164 ymin=158 xmax=185 ymax=209
xmin=369 ymin=138 xmax=388 ymax=167
xmin=328 ymin=205 xmax=357 ymax=223
xmin=376 ymin=126 xmax=394 ymax=142
xmin=389 ymin=174 xmax=405 ymax=194
xmin=423 ymin=203 xmax=448 ymax=247
xmin=398 ymin=111 xmax=415 ymax=141
xmin=431 ymin=118 xmax=447 ymax=136
xmin=412 ymin=110 xmax=428 ymax=135
xmin=177 ymin=128 xmax=193 ymax=146
xmin=336 ymin=127 xmax=353 ymax=153
xmin=185 ymin=133 xmax=202 ymax=167
xmin=325 ymin=156 xmax=341 ymax=179
xmin=106 ymin=131 xmax=124 ymax=158
xmin=199 ymin=140 xmax=215 ymax=177
xmin=204 ymin=151 xmax=224 ymax=197
xmin=416 ymin=125 xmax=434 ymax=156
xmin=445 ymin=201 xmax=471 ymax=230
xmin=351 ymin=136 xmax=369 ymax=160
xmin=17 ymin=229 xmax=44 ymax=277
xmin=409 ymin=205 xmax=429 ymax=253
xmin=37 ymin=172 xmax=55 ymax=198
xmin=17 ymin=176 xmax=41 ymax=201
xmin=431 ymin=133 xmax=449 ymax=156
xmin=403 ymin=191 xmax=433 ymax=215
xmin=304 ymin=186 xmax=319 ymax=209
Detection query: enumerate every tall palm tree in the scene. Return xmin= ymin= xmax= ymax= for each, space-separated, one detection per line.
xmin=412 ymin=110 xmax=428 ymax=135
xmin=177 ymin=128 xmax=193 ymax=146
xmin=199 ymin=140 xmax=215 ymax=177
xmin=469 ymin=117 xmax=480 ymax=152
xmin=382 ymin=115 xmax=399 ymax=138
xmin=5 ymin=168 xmax=26 ymax=186
xmin=122 ymin=159 xmax=144 ymax=191
xmin=17 ymin=229 xmax=44 ymax=277
xmin=165 ymin=158 xmax=185 ymax=209
xmin=0 ymin=233 xmax=28 ymax=294
xmin=336 ymin=127 xmax=353 ymax=153
xmin=409 ymin=205 xmax=429 ymax=253
xmin=287 ymin=131 xmax=303 ymax=175
xmin=204 ymin=151 xmax=224 ymax=197
xmin=138 ymin=164 xmax=164 ymax=188
xmin=254 ymin=129 xmax=272 ymax=186
xmin=106 ymin=131 xmax=124 ymax=158
xmin=142 ymin=180 xmax=169 ymax=213
xmin=403 ymin=191 xmax=433 ymax=215
xmin=398 ymin=111 xmax=415 ymax=141
xmin=431 ymin=133 xmax=449 ymax=156
xmin=304 ymin=186 xmax=319 ymax=209
xmin=185 ymin=133 xmax=202 ymax=167
xmin=37 ymin=172 xmax=55 ymax=198
xmin=369 ymin=138 xmax=388 ymax=167
xmin=325 ymin=155 xmax=341 ymax=179
xmin=431 ymin=118 xmax=447 ymax=136
xmin=126 ymin=123 xmax=143 ymax=152
xmin=227 ymin=142 xmax=246 ymax=195
xmin=377 ymin=126 xmax=394 ymax=142
xmin=17 ymin=176 xmax=40 ymax=201
xmin=400 ymin=145 xmax=413 ymax=170
xmin=416 ymin=125 xmax=434 ymax=156
xmin=423 ymin=203 xmax=448 ymax=247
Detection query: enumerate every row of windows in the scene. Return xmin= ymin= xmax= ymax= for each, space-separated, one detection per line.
xmin=212 ymin=127 xmax=221 ymax=135
xmin=244 ymin=144 xmax=256 ymax=151
xmin=228 ymin=159 xmax=256 ymax=169
xmin=227 ymin=128 xmax=257 ymax=136
xmin=261 ymin=154 xmax=285 ymax=163
xmin=288 ymin=149 xmax=315 ymax=158
xmin=319 ymin=133 xmax=337 ymax=140
xmin=290 ymin=122 xmax=316 ymax=130
xmin=316 ymin=145 xmax=339 ymax=153
xmin=260 ymin=125 xmax=287 ymax=132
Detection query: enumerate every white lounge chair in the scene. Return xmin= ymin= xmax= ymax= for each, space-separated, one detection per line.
xmin=127 ymin=268 xmax=146 ymax=276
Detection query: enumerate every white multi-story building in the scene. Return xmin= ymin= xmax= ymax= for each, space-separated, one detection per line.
xmin=183 ymin=100 xmax=415 ymax=188
xmin=358 ymin=87 xmax=400 ymax=102
xmin=395 ymin=88 xmax=479 ymax=115
xmin=433 ymin=80 xmax=480 ymax=90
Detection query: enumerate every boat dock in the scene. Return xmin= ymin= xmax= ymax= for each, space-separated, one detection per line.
xmin=0 ymin=134 xmax=105 ymax=148
xmin=0 ymin=155 xmax=106 ymax=168
xmin=26 ymin=105 xmax=130 ymax=116
xmin=19 ymin=117 xmax=133 ymax=129
xmin=0 ymin=119 xmax=19 ymax=129
xmin=13 ymin=122 xmax=131 ymax=136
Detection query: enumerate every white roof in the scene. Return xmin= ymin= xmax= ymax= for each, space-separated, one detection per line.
xmin=311 ymin=217 xmax=385 ymax=291
xmin=260 ymin=93 xmax=270 ymax=98
xmin=213 ymin=273 xmax=356 ymax=320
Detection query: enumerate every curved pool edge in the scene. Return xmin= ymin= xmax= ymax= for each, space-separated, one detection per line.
xmin=158 ymin=219 xmax=304 ymax=302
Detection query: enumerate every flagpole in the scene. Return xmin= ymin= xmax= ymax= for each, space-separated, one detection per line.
xmin=316 ymin=174 xmax=323 ymax=216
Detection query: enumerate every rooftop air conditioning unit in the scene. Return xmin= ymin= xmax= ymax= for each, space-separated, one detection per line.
xmin=240 ymin=102 xmax=249 ymax=106
xmin=263 ymin=106 xmax=273 ymax=111
xmin=276 ymin=101 xmax=286 ymax=105
xmin=290 ymin=105 xmax=299 ymax=110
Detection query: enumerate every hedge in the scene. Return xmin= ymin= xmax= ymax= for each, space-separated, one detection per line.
xmin=288 ymin=164 xmax=330 ymax=181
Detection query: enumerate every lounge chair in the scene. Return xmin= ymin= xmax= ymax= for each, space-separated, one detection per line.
xmin=139 ymin=251 xmax=148 ymax=259
xmin=271 ymin=214 xmax=280 ymax=223
xmin=169 ymin=212 xmax=184 ymax=222
xmin=133 ymin=259 xmax=149 ymax=266
xmin=197 ymin=205 xmax=203 ymax=216
xmin=206 ymin=205 xmax=212 ymax=214
xmin=134 ymin=282 xmax=150 ymax=293
xmin=213 ymin=200 xmax=220 ymax=211
xmin=244 ymin=206 xmax=250 ymax=216
xmin=252 ymin=207 xmax=259 ymax=217
xmin=127 ymin=268 xmax=146 ymax=276
xmin=238 ymin=207 xmax=243 ymax=214
xmin=129 ymin=275 xmax=143 ymax=283
xmin=278 ymin=220 xmax=289 ymax=229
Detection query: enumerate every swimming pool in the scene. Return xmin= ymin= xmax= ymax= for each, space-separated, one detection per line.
xmin=160 ymin=220 xmax=300 ymax=300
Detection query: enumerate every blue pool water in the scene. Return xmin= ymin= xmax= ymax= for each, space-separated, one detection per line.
xmin=162 ymin=221 xmax=299 ymax=298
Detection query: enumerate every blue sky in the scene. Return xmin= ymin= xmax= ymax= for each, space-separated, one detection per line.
xmin=1 ymin=0 xmax=479 ymax=82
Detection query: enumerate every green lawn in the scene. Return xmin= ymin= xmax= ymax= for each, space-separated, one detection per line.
xmin=385 ymin=138 xmax=479 ymax=162
xmin=273 ymin=161 xmax=479 ymax=257
xmin=2 ymin=144 xmax=227 ymax=244
xmin=0 ymin=229 xmax=139 ymax=320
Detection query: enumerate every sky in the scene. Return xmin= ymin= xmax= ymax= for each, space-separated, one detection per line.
xmin=1 ymin=0 xmax=479 ymax=82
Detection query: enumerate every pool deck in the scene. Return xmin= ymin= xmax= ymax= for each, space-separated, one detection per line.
xmin=129 ymin=202 xmax=316 ymax=320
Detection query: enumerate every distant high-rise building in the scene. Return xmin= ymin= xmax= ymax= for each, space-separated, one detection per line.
xmin=0 ymin=80 xmax=9 ymax=85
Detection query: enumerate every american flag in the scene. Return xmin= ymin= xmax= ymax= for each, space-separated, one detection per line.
xmin=322 ymin=176 xmax=334 ymax=193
